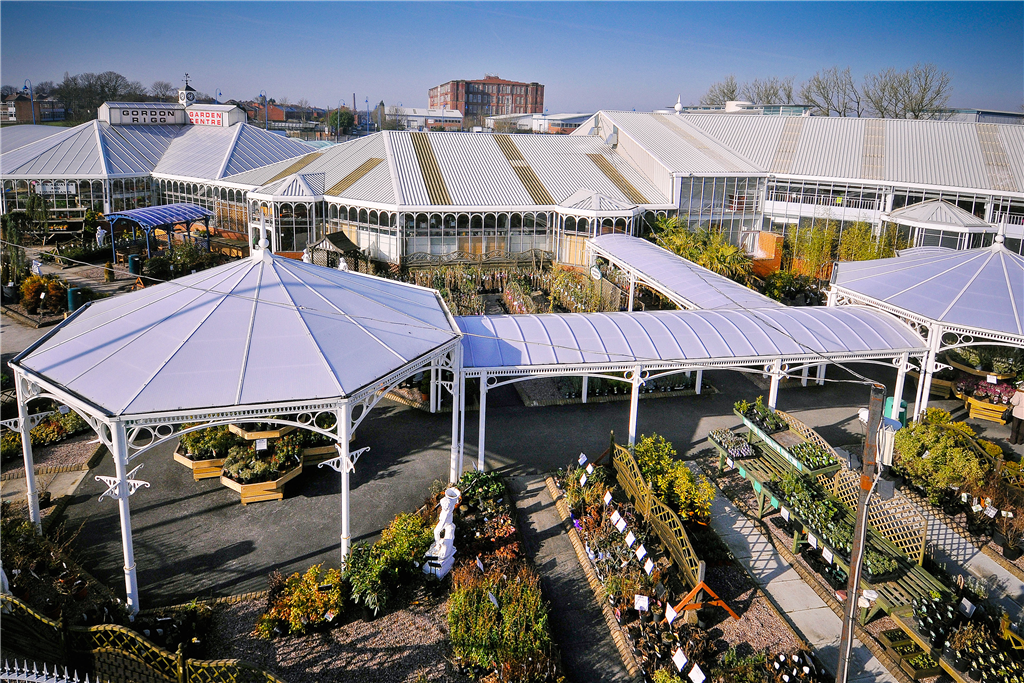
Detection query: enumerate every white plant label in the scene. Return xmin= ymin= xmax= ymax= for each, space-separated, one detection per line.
xmin=615 ymin=517 xmax=627 ymax=533
xmin=604 ymin=491 xmax=613 ymax=505
xmin=586 ymin=464 xmax=594 ymax=475
xmin=634 ymin=594 xmax=649 ymax=611
xmin=808 ymin=534 xmax=818 ymax=549
xmin=781 ymin=507 xmax=790 ymax=521
xmin=689 ymin=663 xmax=706 ymax=683
xmin=488 ymin=592 xmax=498 ymax=608
xmin=726 ymin=457 xmax=734 ymax=469
xmin=822 ymin=548 xmax=833 ymax=565
xmin=255 ymin=438 xmax=268 ymax=451
xmin=644 ymin=558 xmax=654 ymax=575
xmin=625 ymin=531 xmax=636 ymax=547
xmin=578 ymin=453 xmax=587 ymax=465
xmin=476 ymin=556 xmax=485 ymax=573
xmin=611 ymin=510 xmax=622 ymax=525
xmin=635 ymin=544 xmax=647 ymax=561
xmin=673 ymin=648 xmax=688 ymax=671
xmin=580 ymin=473 xmax=587 ymax=487
xmin=985 ymin=506 xmax=998 ymax=518
xmin=666 ymin=603 xmax=678 ymax=624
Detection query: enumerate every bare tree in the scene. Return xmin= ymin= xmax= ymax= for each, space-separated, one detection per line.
xmin=800 ymin=66 xmax=863 ymax=117
xmin=0 ymin=85 xmax=15 ymax=98
xmin=150 ymin=80 xmax=175 ymax=101
xmin=297 ymin=98 xmax=310 ymax=122
xmin=35 ymin=81 xmax=55 ymax=98
xmin=863 ymin=63 xmax=951 ymax=119
xmin=740 ymin=76 xmax=795 ymax=105
xmin=699 ymin=75 xmax=739 ymax=105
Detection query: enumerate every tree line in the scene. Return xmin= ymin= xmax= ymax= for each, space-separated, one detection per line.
xmin=699 ymin=63 xmax=953 ymax=119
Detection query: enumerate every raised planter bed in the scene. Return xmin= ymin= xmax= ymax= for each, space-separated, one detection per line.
xmin=220 ymin=462 xmax=303 ymax=505
xmin=965 ymin=395 xmax=1010 ymax=425
xmin=900 ymin=655 xmax=942 ymax=680
xmin=301 ymin=445 xmax=336 ymax=465
xmin=172 ymin=448 xmax=226 ymax=481
xmin=227 ymin=424 xmax=296 ymax=440
xmin=947 ymin=358 xmax=1017 ymax=380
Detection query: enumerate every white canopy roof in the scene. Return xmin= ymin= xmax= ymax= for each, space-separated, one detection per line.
xmin=456 ymin=306 xmax=924 ymax=372
xmin=589 ymin=234 xmax=782 ymax=311
xmin=832 ymin=241 xmax=1024 ymax=338
xmin=882 ymin=198 xmax=993 ymax=233
xmin=14 ymin=252 xmax=460 ymax=417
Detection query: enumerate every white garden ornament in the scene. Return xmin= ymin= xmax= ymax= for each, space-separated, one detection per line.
xmin=424 ymin=487 xmax=461 ymax=579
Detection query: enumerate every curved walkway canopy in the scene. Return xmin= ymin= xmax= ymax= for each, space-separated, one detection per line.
xmin=587 ymin=234 xmax=781 ymax=311
xmin=830 ymin=235 xmax=1024 ymax=415
xmin=104 ymin=203 xmax=213 ymax=230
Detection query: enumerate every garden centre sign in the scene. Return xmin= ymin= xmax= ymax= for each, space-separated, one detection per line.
xmin=36 ymin=181 xmax=77 ymax=195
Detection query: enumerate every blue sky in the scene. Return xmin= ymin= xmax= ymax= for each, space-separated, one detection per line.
xmin=2 ymin=2 xmax=1021 ymax=113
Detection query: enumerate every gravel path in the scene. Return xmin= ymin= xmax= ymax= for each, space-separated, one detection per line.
xmin=2 ymin=433 xmax=98 ymax=476
xmin=207 ymin=590 xmax=470 ymax=683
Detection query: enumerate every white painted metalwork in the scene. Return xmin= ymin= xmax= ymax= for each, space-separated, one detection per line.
xmin=95 ymin=463 xmax=149 ymax=502
xmin=0 ymin=660 xmax=86 ymax=683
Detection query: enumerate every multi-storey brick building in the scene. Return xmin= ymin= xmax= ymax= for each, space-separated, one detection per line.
xmin=428 ymin=75 xmax=543 ymax=119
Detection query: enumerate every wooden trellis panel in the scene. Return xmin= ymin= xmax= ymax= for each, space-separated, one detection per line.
xmin=776 ymin=410 xmax=842 ymax=463
xmin=830 ymin=468 xmax=928 ymax=564
xmin=610 ymin=443 xmax=702 ymax=589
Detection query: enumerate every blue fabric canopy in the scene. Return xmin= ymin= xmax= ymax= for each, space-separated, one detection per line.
xmin=105 ymin=203 xmax=212 ymax=229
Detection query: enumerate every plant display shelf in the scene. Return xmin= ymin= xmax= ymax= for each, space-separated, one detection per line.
xmin=171 ymin=448 xmax=225 ymax=481
xmin=733 ymin=409 xmax=841 ymax=478
xmin=301 ymin=444 xmax=337 ymax=465
xmin=726 ymin=445 xmax=948 ymax=622
xmin=227 ymin=424 xmax=296 ymax=440
xmin=220 ymin=462 xmax=303 ymax=505
xmin=946 ymin=358 xmax=1017 ymax=381
xmin=907 ymin=370 xmax=954 ymax=398
xmin=964 ymin=395 xmax=1010 ymax=425
xmin=890 ymin=607 xmax=971 ymax=683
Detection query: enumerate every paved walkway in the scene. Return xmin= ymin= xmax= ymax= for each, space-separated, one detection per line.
xmin=690 ymin=462 xmax=896 ymax=683
xmin=509 ymin=475 xmax=631 ymax=683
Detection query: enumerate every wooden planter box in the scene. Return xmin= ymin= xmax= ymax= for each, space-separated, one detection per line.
xmin=966 ymin=396 xmax=1009 ymax=424
xmin=220 ymin=462 xmax=303 ymax=505
xmin=878 ymin=628 xmax=915 ymax=649
xmin=947 ymin=358 xmax=1017 ymax=380
xmin=302 ymin=445 xmax=337 ymax=465
xmin=900 ymin=658 xmax=942 ymax=680
xmin=228 ymin=424 xmax=296 ymax=440
xmin=173 ymin=449 xmax=226 ymax=481
xmin=908 ymin=371 xmax=954 ymax=398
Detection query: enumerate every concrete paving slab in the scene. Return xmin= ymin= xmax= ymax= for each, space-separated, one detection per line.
xmin=764 ymin=579 xmax=829 ymax=613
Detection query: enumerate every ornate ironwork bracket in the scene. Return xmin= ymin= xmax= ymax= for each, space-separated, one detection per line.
xmin=319 ymin=446 xmax=370 ymax=474
xmin=0 ymin=411 xmax=55 ymax=433
xmin=96 ymin=464 xmax=150 ymax=502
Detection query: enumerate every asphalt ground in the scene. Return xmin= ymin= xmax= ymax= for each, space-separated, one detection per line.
xmin=59 ymin=359 xmax=1024 ymax=608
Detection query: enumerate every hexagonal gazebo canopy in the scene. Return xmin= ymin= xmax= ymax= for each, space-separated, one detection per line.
xmin=10 ymin=246 xmax=462 ymax=613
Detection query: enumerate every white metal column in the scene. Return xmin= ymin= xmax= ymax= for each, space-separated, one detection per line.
xmin=581 ymin=376 xmax=588 ymax=404
xmin=448 ymin=348 xmax=462 ymax=483
xmin=815 ymin=363 xmax=826 ymax=386
xmin=628 ymin=274 xmax=636 ymax=312
xmin=695 ymin=370 xmax=703 ymax=395
xmin=110 ymin=422 xmax=140 ymax=615
xmin=15 ymin=375 xmax=41 ymax=529
xmin=458 ymin=369 xmax=466 ymax=475
xmin=477 ymin=371 xmax=487 ymax=472
xmin=891 ymin=352 xmax=909 ymax=420
xmin=628 ymin=365 xmax=642 ymax=447
xmin=338 ymin=402 xmax=351 ymax=563
xmin=919 ymin=325 xmax=941 ymax=416
xmin=801 ymin=365 xmax=809 ymax=387
xmin=768 ymin=359 xmax=783 ymax=410
xmin=430 ymin=361 xmax=438 ymax=414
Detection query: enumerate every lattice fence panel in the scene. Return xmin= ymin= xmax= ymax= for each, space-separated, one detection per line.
xmin=86 ymin=648 xmax=173 ymax=683
xmin=187 ymin=661 xmax=289 ymax=683
xmin=611 ymin=444 xmax=701 ymax=588
xmin=0 ymin=596 xmax=65 ymax=666
xmin=776 ymin=410 xmax=842 ymax=462
xmin=830 ymin=468 xmax=927 ymax=562
xmin=68 ymin=626 xmax=176 ymax=681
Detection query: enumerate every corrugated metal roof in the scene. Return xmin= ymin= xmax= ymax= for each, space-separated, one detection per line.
xmin=253 ymin=173 xmax=324 ymax=199
xmin=456 ymin=306 xmax=924 ymax=370
xmin=0 ymin=125 xmax=67 ymax=154
xmin=153 ymin=123 xmax=314 ymax=181
xmin=998 ymin=125 xmax=1024 ymax=193
xmin=833 ymin=242 xmax=1024 ymax=337
xmin=560 ymin=190 xmax=635 ymax=212
xmin=16 ymin=252 xmax=460 ymax=416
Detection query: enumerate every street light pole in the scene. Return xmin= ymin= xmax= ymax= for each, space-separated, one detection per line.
xmin=836 ymin=383 xmax=886 ymax=683
xmin=24 ymin=80 xmax=35 ymax=125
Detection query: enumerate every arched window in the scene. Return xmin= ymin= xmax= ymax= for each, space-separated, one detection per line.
xmin=113 ymin=179 xmax=124 ymax=194
xmin=470 ymin=214 xmax=482 ymax=232
xmin=369 ymin=210 xmax=379 ymax=226
xmin=497 ymin=213 xmax=508 ymax=231
xmin=358 ymin=208 xmax=368 ymax=224
xmin=444 ymin=214 xmax=457 ymax=233
xmin=601 ymin=218 xmax=614 ymax=235
xmin=457 ymin=214 xmax=470 ymax=235
xmin=416 ymin=213 xmax=428 ymax=234
xmin=330 ymin=205 xmax=338 ymax=219
xmin=295 ymin=204 xmax=308 ymax=219
xmin=484 ymin=213 xmax=496 ymax=233
xmin=565 ymin=216 xmax=577 ymax=233
xmin=535 ymin=212 xmax=548 ymax=230
xmin=403 ymin=213 xmax=415 ymax=231
xmin=221 ymin=188 xmax=227 ymax=201
xmin=510 ymin=213 xmax=522 ymax=230
xmin=524 ymin=213 xmax=535 ymax=230
xmin=349 ymin=207 xmax=358 ymax=222
xmin=614 ymin=217 xmax=627 ymax=233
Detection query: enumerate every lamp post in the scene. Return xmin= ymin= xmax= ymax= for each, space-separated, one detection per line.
xmin=260 ymin=90 xmax=268 ymax=130
xmin=215 ymin=89 xmax=223 ymax=105
xmin=365 ymin=97 xmax=369 ymax=134
xmin=23 ymin=80 xmax=35 ymax=125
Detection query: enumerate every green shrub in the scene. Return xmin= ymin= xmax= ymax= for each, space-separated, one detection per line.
xmin=634 ymin=433 xmax=714 ymax=521
xmin=178 ymin=424 xmax=242 ymax=459
xmin=344 ymin=512 xmax=433 ymax=615
xmin=894 ymin=410 xmax=990 ymax=497
xmin=255 ymin=564 xmax=348 ymax=638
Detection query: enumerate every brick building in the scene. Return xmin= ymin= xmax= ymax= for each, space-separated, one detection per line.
xmin=428 ymin=75 xmax=543 ymax=119
xmin=3 ymin=94 xmax=65 ymax=123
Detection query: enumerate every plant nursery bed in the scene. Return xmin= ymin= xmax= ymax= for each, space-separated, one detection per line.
xmin=1 ymin=433 xmax=98 ymax=477
xmin=204 ymin=586 xmax=469 ymax=683
xmin=172 ymin=448 xmax=225 ymax=480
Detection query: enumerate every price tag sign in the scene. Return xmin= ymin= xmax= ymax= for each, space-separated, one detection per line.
xmin=603 ymin=491 xmax=613 ymax=505
xmin=962 ymin=492 xmax=970 ymax=503
xmin=644 ymin=558 xmax=655 ymax=575
xmin=822 ymin=548 xmax=834 ymax=565
xmin=611 ymin=510 xmax=622 ymax=525
xmin=634 ymin=594 xmax=649 ymax=611
xmin=586 ymin=463 xmax=594 ymax=475
xmin=1003 ymin=510 xmax=1015 ymax=518
xmin=578 ymin=453 xmax=587 ymax=465
xmin=476 ymin=556 xmax=485 ymax=573
xmin=689 ymin=663 xmax=706 ymax=683
xmin=666 ymin=603 xmax=678 ymax=624
xmin=488 ymin=592 xmax=499 ymax=608
xmin=579 ymin=473 xmax=587 ymax=487
xmin=625 ymin=531 xmax=636 ymax=547
xmin=985 ymin=506 xmax=998 ymax=518
xmin=987 ymin=374 xmax=998 ymax=384
xmin=781 ymin=507 xmax=790 ymax=521
xmin=972 ymin=504 xmax=983 ymax=513
xmin=635 ymin=544 xmax=647 ymax=561
xmin=726 ymin=457 xmax=734 ymax=469
xmin=808 ymin=534 xmax=818 ymax=549
xmin=673 ymin=648 xmax=688 ymax=671
xmin=255 ymin=438 xmax=269 ymax=452
xmin=615 ymin=517 xmax=627 ymax=533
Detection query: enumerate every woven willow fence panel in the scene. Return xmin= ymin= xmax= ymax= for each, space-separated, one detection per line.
xmin=829 ymin=468 xmax=928 ymax=563
xmin=610 ymin=443 xmax=702 ymax=588
xmin=0 ymin=595 xmax=287 ymax=683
